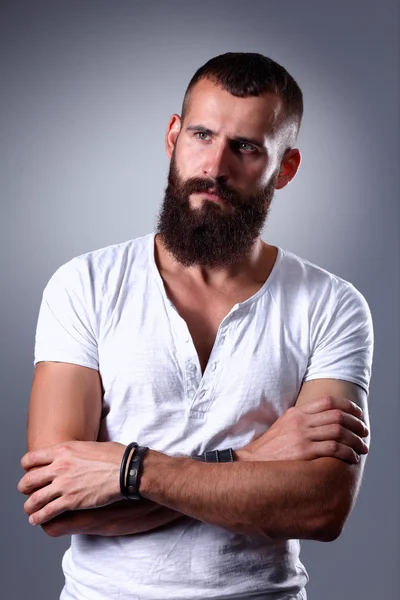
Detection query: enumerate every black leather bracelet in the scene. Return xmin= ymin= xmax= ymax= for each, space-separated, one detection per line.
xmin=120 ymin=442 xmax=138 ymax=498
xmin=191 ymin=448 xmax=234 ymax=462
xmin=123 ymin=444 xmax=149 ymax=500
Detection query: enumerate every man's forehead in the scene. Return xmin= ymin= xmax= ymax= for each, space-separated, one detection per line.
xmin=184 ymin=78 xmax=285 ymax=135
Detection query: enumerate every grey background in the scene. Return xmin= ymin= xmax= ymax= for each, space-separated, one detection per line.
xmin=1 ymin=0 xmax=398 ymax=598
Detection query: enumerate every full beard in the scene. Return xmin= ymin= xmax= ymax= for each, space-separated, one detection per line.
xmin=157 ymin=152 xmax=278 ymax=268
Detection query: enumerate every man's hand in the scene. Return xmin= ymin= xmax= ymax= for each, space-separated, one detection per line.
xmin=18 ymin=440 xmax=125 ymax=526
xmin=236 ymin=395 xmax=369 ymax=463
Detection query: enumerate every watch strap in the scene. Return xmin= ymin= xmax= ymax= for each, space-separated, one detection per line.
xmin=191 ymin=448 xmax=234 ymax=462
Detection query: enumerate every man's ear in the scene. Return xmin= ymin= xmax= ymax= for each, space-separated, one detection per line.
xmin=275 ymin=148 xmax=302 ymax=190
xmin=165 ymin=114 xmax=182 ymax=158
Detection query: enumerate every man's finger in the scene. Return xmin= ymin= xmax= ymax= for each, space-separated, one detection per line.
xmin=300 ymin=396 xmax=363 ymax=417
xmin=309 ymin=425 xmax=369 ymax=455
xmin=21 ymin=447 xmax=56 ymax=471
xmin=28 ymin=497 xmax=67 ymax=526
xmin=18 ymin=466 xmax=54 ymax=495
xmin=311 ymin=441 xmax=362 ymax=464
xmin=309 ymin=411 xmax=369 ymax=438
xmin=24 ymin=481 xmax=60 ymax=516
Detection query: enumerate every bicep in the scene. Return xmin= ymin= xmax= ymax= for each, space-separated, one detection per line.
xmin=295 ymin=377 xmax=370 ymax=446
xmin=27 ymin=361 xmax=102 ymax=450
xmin=295 ymin=378 xmax=370 ymax=522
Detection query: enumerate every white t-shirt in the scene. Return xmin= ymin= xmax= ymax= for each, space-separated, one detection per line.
xmin=34 ymin=233 xmax=373 ymax=600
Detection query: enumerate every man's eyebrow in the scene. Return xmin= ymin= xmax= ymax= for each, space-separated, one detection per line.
xmin=186 ymin=125 xmax=265 ymax=149
xmin=186 ymin=125 xmax=214 ymax=135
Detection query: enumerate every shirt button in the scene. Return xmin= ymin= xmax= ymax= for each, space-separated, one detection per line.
xmin=211 ymin=362 xmax=218 ymax=371
xmin=187 ymin=362 xmax=196 ymax=371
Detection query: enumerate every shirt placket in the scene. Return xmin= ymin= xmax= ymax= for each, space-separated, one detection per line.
xmin=188 ymin=307 xmax=241 ymax=419
xmin=166 ymin=299 xmax=242 ymax=417
xmin=165 ymin=300 xmax=203 ymax=404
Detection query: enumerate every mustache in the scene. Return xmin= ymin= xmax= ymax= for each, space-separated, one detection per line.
xmin=170 ymin=176 xmax=244 ymax=207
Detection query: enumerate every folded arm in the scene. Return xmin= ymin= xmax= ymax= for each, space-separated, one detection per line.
xmin=139 ymin=379 xmax=369 ymax=541
xmin=20 ymin=374 xmax=369 ymax=541
xmin=24 ymin=361 xmax=183 ymax=537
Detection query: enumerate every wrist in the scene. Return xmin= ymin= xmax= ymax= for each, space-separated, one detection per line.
xmin=234 ymin=448 xmax=252 ymax=462
xmin=139 ymin=450 xmax=190 ymax=502
xmin=139 ymin=449 xmax=167 ymax=500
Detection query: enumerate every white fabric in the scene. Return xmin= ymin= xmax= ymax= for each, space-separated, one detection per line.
xmin=34 ymin=233 xmax=373 ymax=600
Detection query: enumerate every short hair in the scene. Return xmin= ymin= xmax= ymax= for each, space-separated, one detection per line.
xmin=181 ymin=52 xmax=303 ymax=145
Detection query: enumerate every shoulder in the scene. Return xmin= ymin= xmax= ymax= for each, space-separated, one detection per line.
xmin=277 ymin=247 xmax=348 ymax=291
xmin=44 ymin=233 xmax=154 ymax=296
xmin=278 ymin=251 xmax=374 ymax=395
xmin=70 ymin=233 xmax=153 ymax=279
xmin=276 ymin=247 xmax=371 ymax=316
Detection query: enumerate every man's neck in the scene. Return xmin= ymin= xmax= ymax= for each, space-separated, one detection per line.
xmin=154 ymin=234 xmax=277 ymax=292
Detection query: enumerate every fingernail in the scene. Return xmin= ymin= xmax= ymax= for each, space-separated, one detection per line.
xmin=29 ymin=516 xmax=36 ymax=526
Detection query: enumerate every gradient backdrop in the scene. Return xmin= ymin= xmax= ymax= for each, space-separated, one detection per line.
xmin=1 ymin=1 xmax=399 ymax=598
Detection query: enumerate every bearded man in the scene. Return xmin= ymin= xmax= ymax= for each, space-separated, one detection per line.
xmin=18 ymin=52 xmax=373 ymax=600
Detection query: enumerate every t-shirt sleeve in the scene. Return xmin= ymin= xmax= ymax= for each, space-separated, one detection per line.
xmin=303 ymin=282 xmax=374 ymax=395
xmin=34 ymin=258 xmax=99 ymax=370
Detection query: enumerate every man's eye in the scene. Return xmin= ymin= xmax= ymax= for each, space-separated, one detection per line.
xmin=239 ymin=142 xmax=256 ymax=153
xmin=195 ymin=132 xmax=211 ymax=141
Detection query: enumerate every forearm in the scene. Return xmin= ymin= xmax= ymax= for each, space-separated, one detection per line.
xmin=42 ymin=499 xmax=184 ymax=537
xmin=140 ymin=450 xmax=355 ymax=541
xmin=20 ymin=387 xmax=368 ymax=537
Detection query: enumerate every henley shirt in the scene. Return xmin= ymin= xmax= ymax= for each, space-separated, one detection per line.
xmin=34 ymin=232 xmax=374 ymax=600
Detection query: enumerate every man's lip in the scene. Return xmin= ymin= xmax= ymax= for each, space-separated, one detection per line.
xmin=196 ymin=191 xmax=225 ymax=203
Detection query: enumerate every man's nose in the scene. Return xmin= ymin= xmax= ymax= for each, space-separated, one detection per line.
xmin=202 ymin=143 xmax=232 ymax=180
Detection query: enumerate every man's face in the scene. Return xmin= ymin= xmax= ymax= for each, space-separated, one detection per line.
xmin=157 ymin=78 xmax=290 ymax=267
